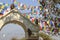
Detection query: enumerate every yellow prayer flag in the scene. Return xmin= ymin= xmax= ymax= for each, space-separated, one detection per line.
xmin=0 ymin=9 xmax=2 ymax=12
xmin=5 ymin=4 xmax=9 ymax=6
xmin=44 ymin=26 xmax=46 ymax=31
xmin=40 ymin=6 xmax=42 ymax=10
xmin=47 ymin=20 xmax=49 ymax=25
xmin=38 ymin=23 xmax=40 ymax=25
xmin=51 ymin=28 xmax=53 ymax=32
xmin=1 ymin=5 xmax=4 ymax=9
xmin=28 ymin=15 xmax=30 ymax=19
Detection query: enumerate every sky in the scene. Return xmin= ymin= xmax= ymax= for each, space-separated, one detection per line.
xmin=0 ymin=0 xmax=40 ymax=6
xmin=0 ymin=0 xmax=40 ymax=14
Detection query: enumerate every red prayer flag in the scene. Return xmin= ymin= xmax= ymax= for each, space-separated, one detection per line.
xmin=36 ymin=11 xmax=38 ymax=14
